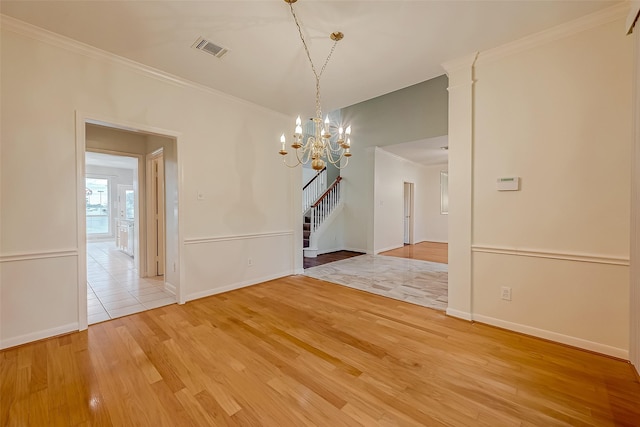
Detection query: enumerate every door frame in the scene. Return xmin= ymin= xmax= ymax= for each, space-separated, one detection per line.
xmin=75 ymin=111 xmax=184 ymax=331
xmin=403 ymin=181 xmax=415 ymax=245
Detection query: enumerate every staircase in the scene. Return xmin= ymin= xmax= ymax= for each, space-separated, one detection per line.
xmin=302 ymin=168 xmax=327 ymax=213
xmin=303 ymin=216 xmax=311 ymax=248
xmin=302 ymin=176 xmax=343 ymax=257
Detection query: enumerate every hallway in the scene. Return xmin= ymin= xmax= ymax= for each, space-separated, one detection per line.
xmin=87 ymin=241 xmax=175 ymax=324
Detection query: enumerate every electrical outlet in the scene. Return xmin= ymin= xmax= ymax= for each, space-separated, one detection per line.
xmin=247 ymin=258 xmax=253 ymax=267
xmin=501 ymin=286 xmax=512 ymax=301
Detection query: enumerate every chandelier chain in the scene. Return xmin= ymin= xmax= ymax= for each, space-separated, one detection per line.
xmin=288 ymin=2 xmax=339 ymax=119
xmin=279 ymin=0 xmax=352 ymax=171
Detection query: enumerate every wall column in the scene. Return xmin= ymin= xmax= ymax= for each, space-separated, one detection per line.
xmin=628 ymin=3 xmax=640 ymax=374
xmin=442 ymin=53 xmax=477 ymax=320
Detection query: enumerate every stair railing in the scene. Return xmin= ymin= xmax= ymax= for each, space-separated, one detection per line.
xmin=309 ymin=176 xmax=342 ymax=233
xmin=302 ymin=168 xmax=327 ymax=213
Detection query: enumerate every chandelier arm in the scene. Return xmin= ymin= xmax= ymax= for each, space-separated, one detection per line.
xmin=282 ymin=157 xmax=302 ymax=168
xmin=335 ymin=157 xmax=349 ymax=169
xmin=299 ymin=144 xmax=312 ymax=164
xmin=324 ymin=147 xmax=342 ymax=164
xmin=327 ymin=140 xmax=343 ymax=152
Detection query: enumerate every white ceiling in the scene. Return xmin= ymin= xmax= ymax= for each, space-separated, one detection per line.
xmin=2 ymin=1 xmax=620 ymax=166
xmin=1 ymin=0 xmax=620 ymax=118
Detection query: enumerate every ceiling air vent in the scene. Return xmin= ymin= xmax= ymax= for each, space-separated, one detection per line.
xmin=192 ymin=37 xmax=229 ymax=59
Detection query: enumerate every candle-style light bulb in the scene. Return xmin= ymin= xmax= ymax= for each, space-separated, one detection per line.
xmin=294 ymin=116 xmax=302 ymax=137
xmin=339 ymin=126 xmax=344 ymax=137
xmin=280 ymin=134 xmax=286 ymax=149
xmin=345 ymin=125 xmax=351 ymax=136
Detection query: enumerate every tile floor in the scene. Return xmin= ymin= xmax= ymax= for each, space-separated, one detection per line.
xmin=87 ymin=240 xmax=176 ymax=325
xmin=304 ymin=254 xmax=448 ymax=311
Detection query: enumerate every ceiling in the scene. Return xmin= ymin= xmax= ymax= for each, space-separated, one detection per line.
xmin=1 ymin=0 xmax=620 ymax=118
xmin=1 ymin=1 xmax=620 ymax=166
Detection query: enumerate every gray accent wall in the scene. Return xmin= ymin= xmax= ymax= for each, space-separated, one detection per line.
xmin=338 ymin=74 xmax=448 ymax=253
xmin=340 ymin=74 xmax=448 ymax=149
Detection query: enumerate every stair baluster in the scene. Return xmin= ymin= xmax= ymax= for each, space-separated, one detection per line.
xmin=302 ymin=167 xmax=327 ymax=213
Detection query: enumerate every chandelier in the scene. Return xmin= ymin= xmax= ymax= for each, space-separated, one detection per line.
xmin=278 ymin=0 xmax=352 ymax=171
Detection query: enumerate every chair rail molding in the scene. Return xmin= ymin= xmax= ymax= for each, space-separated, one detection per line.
xmin=471 ymin=245 xmax=629 ymax=266
xmin=0 ymin=248 xmax=78 ymax=263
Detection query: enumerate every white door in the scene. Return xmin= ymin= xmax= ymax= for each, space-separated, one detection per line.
xmin=403 ymin=182 xmax=414 ymax=245
xmin=117 ymin=185 xmax=134 ymax=221
xmin=147 ymin=151 xmax=165 ymax=276
xmin=117 ymin=184 xmax=135 ymax=256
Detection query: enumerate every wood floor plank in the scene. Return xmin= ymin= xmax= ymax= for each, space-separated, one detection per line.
xmin=380 ymin=241 xmax=448 ymax=264
xmin=2 ymin=275 xmax=640 ymax=426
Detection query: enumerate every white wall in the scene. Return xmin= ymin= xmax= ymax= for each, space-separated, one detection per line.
xmin=446 ymin=8 xmax=633 ymax=357
xmin=373 ymin=148 xmax=448 ymax=253
xmin=316 ymin=207 xmax=345 ymax=255
xmin=419 ymin=165 xmax=449 ymax=244
xmin=0 ymin=17 xmax=297 ymax=348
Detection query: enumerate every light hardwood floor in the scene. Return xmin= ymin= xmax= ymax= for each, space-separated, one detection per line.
xmin=2 ymin=276 xmax=639 ymax=426
xmin=381 ymin=241 xmax=448 ymax=264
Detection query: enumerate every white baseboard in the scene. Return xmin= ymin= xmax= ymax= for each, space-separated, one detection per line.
xmin=294 ymin=268 xmax=305 ymax=275
xmin=342 ymin=246 xmax=368 ymax=254
xmin=473 ymin=314 xmax=629 ymax=360
xmin=303 ymin=248 xmax=318 ymax=258
xmin=185 ymin=271 xmax=292 ymax=302
xmin=446 ymin=308 xmax=473 ymax=321
xmin=1 ymin=322 xmax=78 ymax=350
xmin=317 ymin=246 xmax=344 ymax=256
xmin=374 ymin=244 xmax=405 ymax=254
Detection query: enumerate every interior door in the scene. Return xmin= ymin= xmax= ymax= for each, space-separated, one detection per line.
xmin=118 ymin=185 xmax=134 ymax=221
xmin=117 ymin=184 xmax=135 ymax=255
xmin=147 ymin=152 xmax=165 ymax=277
xmin=154 ymin=156 xmax=165 ymax=275
xmin=404 ymin=182 xmax=414 ymax=245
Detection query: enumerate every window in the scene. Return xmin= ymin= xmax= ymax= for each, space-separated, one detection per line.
xmin=86 ymin=177 xmax=110 ymax=235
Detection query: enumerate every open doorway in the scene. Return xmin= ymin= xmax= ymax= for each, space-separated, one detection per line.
xmin=78 ymin=119 xmax=180 ymax=326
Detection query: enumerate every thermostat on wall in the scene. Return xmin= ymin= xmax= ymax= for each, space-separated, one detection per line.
xmin=496 ymin=177 xmax=520 ymax=191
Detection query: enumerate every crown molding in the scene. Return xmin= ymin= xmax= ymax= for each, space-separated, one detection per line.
xmin=441 ymin=52 xmax=479 ymax=75
xmin=374 ymin=146 xmax=439 ymax=169
xmin=628 ymin=1 xmax=640 ymax=34
xmin=0 ymin=14 xmax=289 ymax=119
xmin=477 ymin=2 xmax=630 ymax=66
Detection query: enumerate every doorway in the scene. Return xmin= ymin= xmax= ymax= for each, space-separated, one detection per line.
xmin=78 ymin=118 xmax=181 ymax=327
xmin=403 ymin=182 xmax=415 ymax=245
